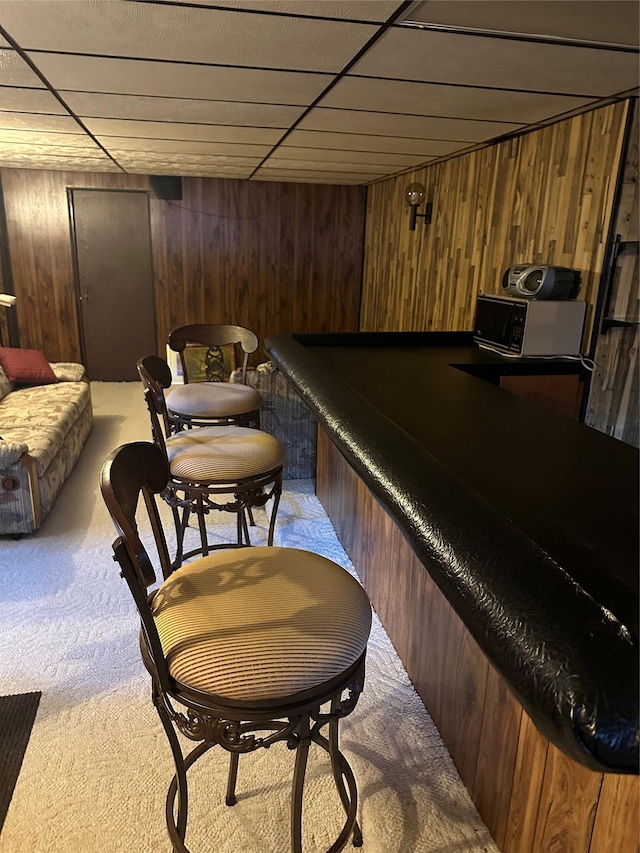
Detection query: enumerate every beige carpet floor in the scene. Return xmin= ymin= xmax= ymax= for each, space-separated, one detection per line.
xmin=0 ymin=381 xmax=498 ymax=853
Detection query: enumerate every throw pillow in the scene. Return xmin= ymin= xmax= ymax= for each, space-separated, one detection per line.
xmin=182 ymin=343 xmax=236 ymax=382
xmin=0 ymin=347 xmax=58 ymax=385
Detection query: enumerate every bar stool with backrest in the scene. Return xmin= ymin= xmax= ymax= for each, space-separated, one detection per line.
xmin=167 ymin=324 xmax=262 ymax=430
xmin=101 ymin=441 xmax=372 ymax=853
xmin=137 ymin=355 xmax=283 ymax=567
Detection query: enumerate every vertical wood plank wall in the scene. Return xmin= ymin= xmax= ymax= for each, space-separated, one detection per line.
xmin=316 ymin=427 xmax=639 ymax=853
xmin=0 ymin=170 xmax=365 ymax=363
xmin=360 ymin=102 xmax=629 ymax=355
xmin=586 ymin=102 xmax=639 ymax=446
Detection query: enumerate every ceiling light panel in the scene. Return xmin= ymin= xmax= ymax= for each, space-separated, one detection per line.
xmin=353 ymin=27 xmax=640 ymax=96
xmin=1 ymin=1 xmax=378 ymax=72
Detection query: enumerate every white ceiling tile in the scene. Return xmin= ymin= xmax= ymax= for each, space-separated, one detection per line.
xmin=0 ymin=48 xmax=45 ymax=87
xmin=140 ymin=164 xmax=253 ymax=178
xmin=0 ymin=111 xmax=81 ymax=132
xmin=298 ymin=107 xmax=522 ymax=141
xmin=0 ymin=0 xmax=634 ymax=184
xmin=0 ymin=149 xmax=119 ymax=170
xmin=62 ymin=91 xmax=305 ymax=127
xmin=286 ymin=128 xmax=466 ymax=156
xmin=0 ymin=128 xmax=101 ymax=147
xmin=254 ymin=166 xmax=381 ymax=181
xmin=176 ymin=1 xmax=404 ymax=22
xmin=100 ymin=136 xmax=271 ymax=157
xmin=274 ymin=145 xmax=430 ymax=166
xmin=85 ymin=118 xmax=284 ymax=145
xmin=114 ymin=153 xmax=262 ymax=169
xmin=0 ymin=86 xmax=67 ymax=114
xmin=114 ymin=152 xmax=262 ymax=169
xmin=252 ymin=174 xmax=366 ymax=183
xmin=353 ymin=28 xmax=640 ymax=96
xmin=407 ymin=1 xmax=640 ymax=47
xmin=33 ymin=53 xmax=331 ymax=105
xmin=322 ymin=76 xmax=595 ymax=123
xmin=1 ymin=1 xmax=377 ymax=72
xmin=263 ymin=157 xmax=394 ymax=174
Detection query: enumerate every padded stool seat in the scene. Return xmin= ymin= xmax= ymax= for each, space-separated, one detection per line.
xmin=153 ymin=546 xmax=372 ymax=702
xmin=167 ymin=382 xmax=262 ymax=423
xmin=166 ymin=426 xmax=284 ymax=483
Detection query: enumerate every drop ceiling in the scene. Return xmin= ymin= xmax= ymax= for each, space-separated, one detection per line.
xmin=0 ymin=0 xmax=637 ymax=184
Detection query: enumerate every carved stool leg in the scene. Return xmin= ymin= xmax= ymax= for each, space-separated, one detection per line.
xmin=196 ymin=496 xmax=209 ymax=557
xmin=291 ymin=716 xmax=311 ymax=853
xmin=328 ymin=707 xmax=362 ymax=848
xmin=226 ymin=752 xmax=239 ymax=806
xmin=154 ymin=688 xmax=189 ymax=845
xmin=267 ymin=481 xmax=282 ymax=546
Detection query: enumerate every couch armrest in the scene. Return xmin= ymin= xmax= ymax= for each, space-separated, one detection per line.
xmin=0 ymin=440 xmax=29 ymax=466
xmin=49 ymin=362 xmax=86 ymax=382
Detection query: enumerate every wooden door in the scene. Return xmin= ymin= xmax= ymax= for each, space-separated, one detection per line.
xmin=69 ymin=188 xmax=156 ymax=381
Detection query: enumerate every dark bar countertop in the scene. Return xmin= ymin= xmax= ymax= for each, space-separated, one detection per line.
xmin=265 ymin=331 xmax=639 ymax=775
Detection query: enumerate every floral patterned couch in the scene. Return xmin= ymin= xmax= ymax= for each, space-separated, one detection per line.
xmin=0 ymin=362 xmax=93 ymax=535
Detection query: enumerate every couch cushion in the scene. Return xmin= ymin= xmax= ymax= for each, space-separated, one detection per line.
xmin=0 ymin=347 xmax=58 ymax=386
xmin=0 ymin=381 xmax=91 ymax=439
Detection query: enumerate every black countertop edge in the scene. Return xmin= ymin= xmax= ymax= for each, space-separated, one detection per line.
xmin=265 ymin=332 xmax=639 ymax=775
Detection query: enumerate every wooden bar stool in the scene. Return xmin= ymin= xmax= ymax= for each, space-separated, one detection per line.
xmin=101 ymin=441 xmax=372 ymax=853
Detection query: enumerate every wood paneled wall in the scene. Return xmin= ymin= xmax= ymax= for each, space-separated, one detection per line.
xmin=0 ymin=170 xmax=365 ymax=364
xmin=316 ymin=427 xmax=640 ymax=853
xmin=361 ymin=101 xmax=630 ymax=352
xmin=586 ymin=102 xmax=639 ymax=446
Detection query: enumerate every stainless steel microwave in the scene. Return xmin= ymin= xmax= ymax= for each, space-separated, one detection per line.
xmin=473 ymin=294 xmax=586 ymax=356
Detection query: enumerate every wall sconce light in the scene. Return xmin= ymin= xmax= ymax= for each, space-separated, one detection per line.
xmin=405 ymin=183 xmax=432 ymax=230
xmin=0 ymin=293 xmax=17 ymax=308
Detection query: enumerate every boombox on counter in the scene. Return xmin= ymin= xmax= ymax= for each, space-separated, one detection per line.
xmin=502 ymin=265 xmax=580 ymax=300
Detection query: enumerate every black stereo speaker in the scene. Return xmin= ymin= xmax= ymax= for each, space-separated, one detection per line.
xmin=501 ymin=265 xmax=580 ymax=300
xmin=149 ymin=175 xmax=182 ymax=200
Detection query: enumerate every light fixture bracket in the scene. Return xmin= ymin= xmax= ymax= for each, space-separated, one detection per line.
xmin=404 ymin=183 xmax=432 ymax=230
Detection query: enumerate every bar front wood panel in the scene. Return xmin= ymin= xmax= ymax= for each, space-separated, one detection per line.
xmin=0 ymin=169 xmax=365 ymax=364
xmin=360 ymin=101 xmax=629 ymax=352
xmin=316 ymin=426 xmax=639 ymax=853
